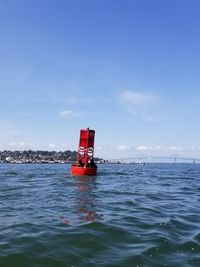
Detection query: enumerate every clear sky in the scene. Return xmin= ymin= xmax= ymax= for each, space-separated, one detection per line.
xmin=0 ymin=0 xmax=200 ymax=159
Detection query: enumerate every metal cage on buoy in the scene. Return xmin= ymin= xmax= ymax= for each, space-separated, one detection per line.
xmin=71 ymin=128 xmax=97 ymax=176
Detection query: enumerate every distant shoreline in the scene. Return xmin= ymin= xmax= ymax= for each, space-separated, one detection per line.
xmin=0 ymin=150 xmax=103 ymax=164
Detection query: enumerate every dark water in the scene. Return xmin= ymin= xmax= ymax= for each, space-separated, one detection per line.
xmin=0 ymin=163 xmax=200 ymax=267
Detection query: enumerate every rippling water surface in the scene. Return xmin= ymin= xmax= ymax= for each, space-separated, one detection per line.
xmin=0 ymin=163 xmax=200 ymax=267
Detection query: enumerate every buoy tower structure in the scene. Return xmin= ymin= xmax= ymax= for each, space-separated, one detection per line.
xmin=71 ymin=128 xmax=97 ymax=176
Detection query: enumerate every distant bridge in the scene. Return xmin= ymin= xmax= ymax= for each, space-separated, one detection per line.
xmin=108 ymin=155 xmax=200 ymax=163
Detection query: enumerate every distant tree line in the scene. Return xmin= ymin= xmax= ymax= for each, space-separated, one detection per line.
xmin=0 ymin=150 xmax=102 ymax=163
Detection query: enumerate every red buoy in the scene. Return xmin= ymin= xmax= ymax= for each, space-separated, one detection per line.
xmin=71 ymin=128 xmax=97 ymax=176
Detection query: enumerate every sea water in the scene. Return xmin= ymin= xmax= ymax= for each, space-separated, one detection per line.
xmin=0 ymin=163 xmax=200 ymax=267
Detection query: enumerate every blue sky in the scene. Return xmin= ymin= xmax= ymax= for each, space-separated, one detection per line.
xmin=0 ymin=0 xmax=200 ymax=159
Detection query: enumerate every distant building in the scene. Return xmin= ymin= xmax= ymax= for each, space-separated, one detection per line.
xmin=5 ymin=156 xmax=11 ymax=162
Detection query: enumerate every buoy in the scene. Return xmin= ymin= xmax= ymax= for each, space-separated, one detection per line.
xmin=71 ymin=128 xmax=97 ymax=176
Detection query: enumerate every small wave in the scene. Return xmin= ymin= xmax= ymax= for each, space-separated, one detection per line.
xmin=177 ymin=240 xmax=200 ymax=252
xmin=3 ymin=171 xmax=19 ymax=176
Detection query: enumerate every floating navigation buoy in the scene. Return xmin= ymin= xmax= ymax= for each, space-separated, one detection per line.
xmin=71 ymin=128 xmax=97 ymax=176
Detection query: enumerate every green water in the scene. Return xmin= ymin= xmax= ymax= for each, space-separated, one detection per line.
xmin=0 ymin=163 xmax=200 ymax=266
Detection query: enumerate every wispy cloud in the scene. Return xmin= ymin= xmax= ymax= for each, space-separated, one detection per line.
xmin=116 ymin=144 xmax=131 ymax=151
xmin=136 ymin=145 xmax=184 ymax=152
xmin=59 ymin=110 xmax=79 ymax=118
xmin=47 ymin=143 xmax=56 ymax=149
xmin=189 ymin=146 xmax=200 ymax=151
xmin=120 ymin=90 xmax=160 ymax=116
xmin=122 ymin=90 xmax=157 ymax=106
xmin=9 ymin=141 xmax=34 ymax=149
xmin=168 ymin=146 xmax=184 ymax=152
